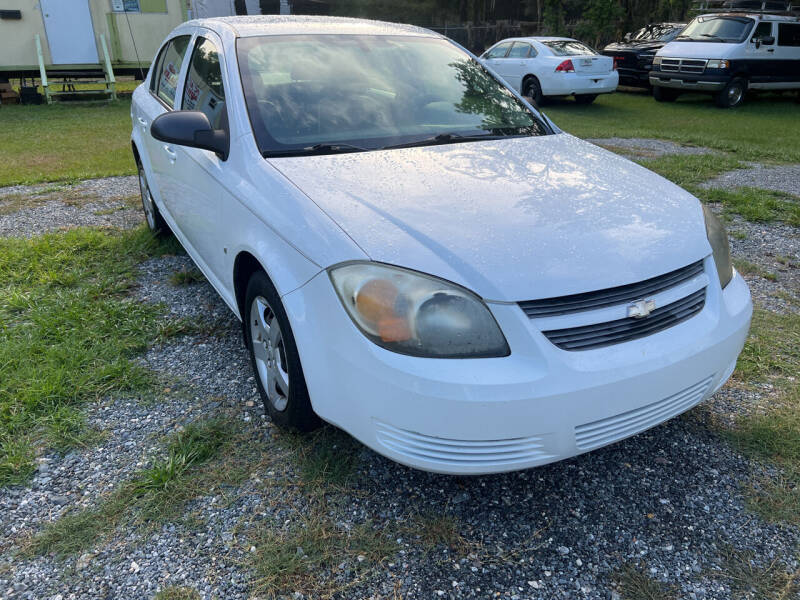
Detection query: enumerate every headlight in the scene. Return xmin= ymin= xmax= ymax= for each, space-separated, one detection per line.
xmin=702 ymin=205 xmax=733 ymax=289
xmin=329 ymin=262 xmax=510 ymax=358
xmin=652 ymin=56 xmax=662 ymax=66
xmin=707 ymin=59 xmax=730 ymax=69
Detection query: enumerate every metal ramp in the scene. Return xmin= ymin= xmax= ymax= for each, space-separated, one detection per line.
xmin=35 ymin=34 xmax=117 ymax=104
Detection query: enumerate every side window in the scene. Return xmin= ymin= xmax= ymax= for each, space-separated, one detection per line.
xmin=182 ymin=36 xmax=227 ymax=130
xmin=484 ymin=42 xmax=512 ymax=59
xmin=507 ymin=42 xmax=532 ymax=58
xmin=778 ymin=23 xmax=800 ymax=47
xmin=154 ymin=35 xmax=191 ymax=108
xmin=752 ymin=21 xmax=774 ymax=43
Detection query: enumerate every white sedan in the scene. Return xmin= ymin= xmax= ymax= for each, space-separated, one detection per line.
xmin=481 ymin=36 xmax=619 ymax=104
xmin=132 ymin=16 xmax=751 ymax=475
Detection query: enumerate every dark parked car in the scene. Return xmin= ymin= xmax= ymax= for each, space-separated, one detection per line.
xmin=602 ymin=23 xmax=686 ymax=87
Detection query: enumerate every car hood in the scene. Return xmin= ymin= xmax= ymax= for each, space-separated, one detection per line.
xmin=604 ymin=41 xmax=664 ymax=53
xmin=657 ymin=41 xmax=737 ymax=59
xmin=268 ymin=134 xmax=709 ymax=302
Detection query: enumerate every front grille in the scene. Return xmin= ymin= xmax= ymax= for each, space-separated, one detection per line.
xmin=519 ymin=260 xmax=704 ymax=318
xmin=659 ymin=57 xmax=707 ymax=74
xmin=542 ymin=288 xmax=706 ymax=351
xmin=575 ymin=376 xmax=713 ymax=450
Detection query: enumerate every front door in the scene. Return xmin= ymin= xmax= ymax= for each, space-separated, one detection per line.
xmin=40 ymin=0 xmax=98 ymax=64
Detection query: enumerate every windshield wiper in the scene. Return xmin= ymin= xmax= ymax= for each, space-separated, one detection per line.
xmin=381 ymin=132 xmax=522 ymax=150
xmin=263 ymin=142 xmax=371 ymax=158
xmin=699 ymin=33 xmax=724 ymax=41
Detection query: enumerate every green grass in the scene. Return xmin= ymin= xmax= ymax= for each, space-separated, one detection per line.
xmin=249 ymin=506 xmax=397 ymax=598
xmin=697 ymin=187 xmax=800 ymax=226
xmin=0 ymin=100 xmax=135 ymax=186
xmin=612 ymin=564 xmax=676 ymax=600
xmin=277 ymin=427 xmax=362 ymax=491
xmin=0 ymin=227 xmax=187 ymax=486
xmin=637 ymin=154 xmax=745 ymax=188
xmin=715 ymin=545 xmax=799 ymax=600
xmin=728 ymin=310 xmax=800 ymax=525
xmin=547 ymin=91 xmax=800 ymax=163
xmin=732 ymin=259 xmax=779 ymax=282
xmin=169 ymin=268 xmax=205 ymax=286
xmin=27 ymin=417 xmax=244 ymax=557
xmin=153 ymin=587 xmax=202 ymax=600
xmin=405 ymin=513 xmax=471 ymax=557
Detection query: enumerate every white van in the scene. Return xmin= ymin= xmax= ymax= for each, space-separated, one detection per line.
xmin=649 ymin=1 xmax=800 ymax=107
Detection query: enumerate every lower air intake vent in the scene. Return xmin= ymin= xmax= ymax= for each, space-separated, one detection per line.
xmin=575 ymin=376 xmax=713 ymax=450
xmin=542 ymin=288 xmax=705 ymax=351
xmin=375 ymin=421 xmax=553 ymax=468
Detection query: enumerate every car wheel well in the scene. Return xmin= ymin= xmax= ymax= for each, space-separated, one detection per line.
xmin=131 ymin=141 xmax=141 ymax=165
xmin=234 ymin=251 xmax=268 ymax=319
xmin=522 ymin=74 xmax=540 ymax=86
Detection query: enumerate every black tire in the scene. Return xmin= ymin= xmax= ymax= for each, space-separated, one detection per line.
xmin=244 ymin=271 xmax=320 ymax=432
xmin=522 ymin=76 xmax=544 ymax=106
xmin=136 ymin=160 xmax=169 ymax=234
xmin=714 ymin=77 xmax=747 ymax=108
xmin=652 ymin=86 xmax=680 ymax=102
xmin=574 ymin=94 xmax=598 ymax=105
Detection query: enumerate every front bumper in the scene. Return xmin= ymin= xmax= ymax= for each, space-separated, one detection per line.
xmin=283 ymin=258 xmax=752 ymax=475
xmin=543 ymin=71 xmax=619 ymax=96
xmin=650 ymin=70 xmax=729 ymax=91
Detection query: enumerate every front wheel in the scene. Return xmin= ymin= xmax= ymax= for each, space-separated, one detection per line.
xmin=574 ymin=94 xmax=598 ymax=105
xmin=244 ymin=271 xmax=320 ymax=432
xmin=715 ymin=77 xmax=747 ymax=108
xmin=652 ymin=86 xmax=680 ymax=102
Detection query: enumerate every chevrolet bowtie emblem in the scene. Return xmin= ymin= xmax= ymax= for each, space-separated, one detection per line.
xmin=628 ymin=299 xmax=656 ymax=319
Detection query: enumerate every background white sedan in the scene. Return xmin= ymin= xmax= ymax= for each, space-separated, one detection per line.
xmin=481 ymin=36 xmax=619 ymax=104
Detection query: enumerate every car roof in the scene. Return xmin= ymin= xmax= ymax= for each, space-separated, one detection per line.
xmin=696 ymin=12 xmax=799 ymax=21
xmin=184 ymin=15 xmax=440 ymax=38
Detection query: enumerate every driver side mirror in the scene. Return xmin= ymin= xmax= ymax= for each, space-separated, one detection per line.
xmin=151 ymin=111 xmax=229 ymax=160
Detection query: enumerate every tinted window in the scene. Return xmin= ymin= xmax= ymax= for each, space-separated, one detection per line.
xmin=484 ymin=42 xmax=512 ymax=58
xmin=778 ymin=23 xmax=800 ymax=46
xmin=542 ymin=41 xmax=597 ymax=56
xmin=154 ymin=35 xmax=190 ymax=108
xmin=182 ymin=37 xmax=227 ymax=129
xmin=752 ymin=21 xmax=774 ymax=42
xmin=507 ymin=42 xmax=532 ymax=58
xmin=237 ymin=35 xmax=548 ymax=156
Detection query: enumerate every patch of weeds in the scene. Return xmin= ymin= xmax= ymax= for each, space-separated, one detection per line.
xmin=727 ymin=310 xmax=800 ymax=525
xmin=0 ymin=227 xmax=188 ymax=486
xmin=733 ymin=258 xmax=779 ymax=281
xmin=405 ymin=513 xmax=471 ymax=557
xmin=697 ymin=187 xmax=800 ymax=226
xmin=153 ymin=586 xmax=202 ymax=600
xmin=715 ymin=545 xmax=799 ymax=600
xmin=744 ymin=468 xmax=800 ymax=526
xmin=730 ymin=230 xmax=748 ymax=240
xmin=27 ymin=417 xmax=253 ymax=557
xmin=613 ymin=564 xmax=676 ymax=600
xmin=774 ymin=291 xmax=800 ymax=308
xmin=638 ymin=154 xmax=743 ymax=188
xmin=250 ymin=505 xmax=397 ymax=599
xmin=277 ymin=426 xmax=362 ymax=491
xmin=169 ymin=268 xmax=205 ymax=286
xmin=734 ymin=310 xmax=800 ymax=383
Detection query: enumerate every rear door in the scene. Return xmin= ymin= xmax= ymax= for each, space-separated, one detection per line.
xmin=133 ymin=34 xmax=192 ymax=220
xmin=482 ymin=41 xmax=513 ymax=76
xmin=490 ymin=41 xmax=533 ymax=91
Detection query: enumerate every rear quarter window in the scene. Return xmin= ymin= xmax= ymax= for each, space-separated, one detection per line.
xmin=778 ymin=23 xmax=800 ymax=46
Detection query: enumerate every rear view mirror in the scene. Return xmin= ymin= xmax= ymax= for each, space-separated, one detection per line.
xmin=151 ymin=111 xmax=229 ymax=160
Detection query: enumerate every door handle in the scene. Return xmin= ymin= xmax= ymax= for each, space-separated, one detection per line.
xmin=163 ymin=145 xmax=177 ymax=162
xmin=137 ymin=116 xmax=148 ymax=130
xmin=767 ymin=48 xmax=775 ymax=52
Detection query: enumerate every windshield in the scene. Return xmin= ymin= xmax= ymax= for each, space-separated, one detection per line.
xmin=236 ymin=35 xmax=548 ymax=157
xmin=630 ymin=24 xmax=683 ymax=42
xmin=542 ymin=40 xmax=598 ymax=56
xmin=675 ymin=16 xmax=754 ymax=43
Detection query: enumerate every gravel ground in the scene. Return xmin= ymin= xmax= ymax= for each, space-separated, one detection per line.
xmin=0 ymin=176 xmax=141 ymax=237
xmin=1 ymin=176 xmax=799 ymax=599
xmin=586 ymin=137 xmax=718 ymax=159
xmin=701 ymin=163 xmax=800 ymax=197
